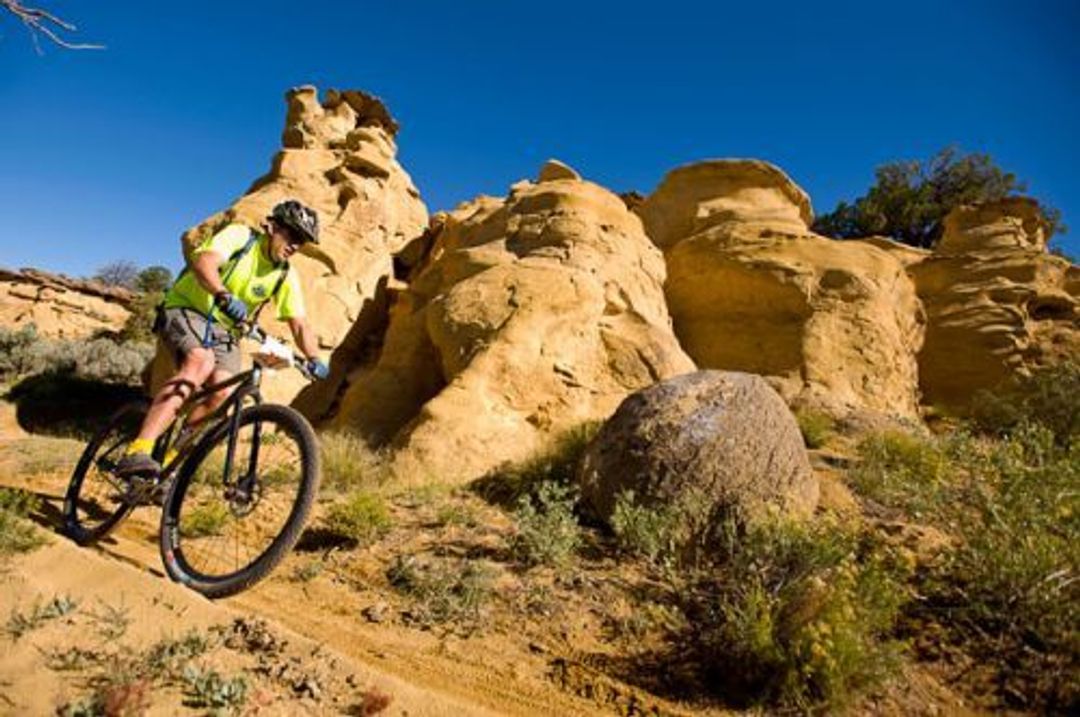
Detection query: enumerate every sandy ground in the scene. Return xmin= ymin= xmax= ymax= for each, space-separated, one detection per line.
xmin=0 ymin=399 xmax=974 ymax=716
xmin=0 ymin=402 xmax=696 ymax=716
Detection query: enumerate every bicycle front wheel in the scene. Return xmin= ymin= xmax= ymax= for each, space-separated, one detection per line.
xmin=63 ymin=399 xmax=148 ymax=545
xmin=160 ymin=403 xmax=320 ymax=598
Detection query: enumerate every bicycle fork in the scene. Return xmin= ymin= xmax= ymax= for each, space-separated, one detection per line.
xmin=222 ymin=369 xmax=263 ymax=506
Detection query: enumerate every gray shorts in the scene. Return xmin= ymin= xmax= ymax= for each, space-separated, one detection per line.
xmin=159 ymin=307 xmax=242 ymax=374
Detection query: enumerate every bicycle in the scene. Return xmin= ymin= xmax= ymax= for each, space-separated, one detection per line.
xmin=62 ymin=323 xmax=321 ymax=598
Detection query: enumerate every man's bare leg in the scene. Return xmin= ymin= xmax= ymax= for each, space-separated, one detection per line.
xmin=184 ymin=367 xmax=235 ymax=427
xmin=116 ymin=347 xmax=216 ymax=478
xmin=136 ymin=347 xmax=216 ymax=443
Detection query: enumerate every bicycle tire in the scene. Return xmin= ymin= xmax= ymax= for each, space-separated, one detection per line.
xmin=159 ymin=402 xmax=320 ymax=598
xmin=63 ymin=399 xmax=148 ymax=545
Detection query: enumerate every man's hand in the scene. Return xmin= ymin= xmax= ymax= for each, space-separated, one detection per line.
xmin=214 ymin=292 xmax=248 ymax=323
xmin=305 ymin=358 xmax=330 ymax=380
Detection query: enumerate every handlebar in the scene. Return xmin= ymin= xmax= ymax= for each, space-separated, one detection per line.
xmin=237 ymin=322 xmax=315 ymax=381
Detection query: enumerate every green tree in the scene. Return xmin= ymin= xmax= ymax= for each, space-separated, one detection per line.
xmin=135 ymin=265 xmax=173 ymax=293
xmin=813 ymin=147 xmax=1065 ymax=248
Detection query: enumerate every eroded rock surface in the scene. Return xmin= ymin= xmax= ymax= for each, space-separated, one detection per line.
xmin=913 ymin=198 xmax=1079 ymax=408
xmin=169 ymin=86 xmax=428 ymax=406
xmin=0 ymin=268 xmax=133 ymax=339
xmin=639 ymin=159 xmax=925 ymax=420
xmin=331 ymin=161 xmax=695 ymax=483
xmin=638 ymin=159 xmax=813 ymax=250
xmin=579 ymin=370 xmax=818 ymax=526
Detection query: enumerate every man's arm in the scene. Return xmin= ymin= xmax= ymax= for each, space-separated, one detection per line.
xmin=287 ymin=317 xmax=321 ymax=360
xmin=190 ymin=251 xmax=229 ymax=297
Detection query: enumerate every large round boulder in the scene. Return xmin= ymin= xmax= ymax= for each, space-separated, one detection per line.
xmin=579 ymin=371 xmax=818 ymax=527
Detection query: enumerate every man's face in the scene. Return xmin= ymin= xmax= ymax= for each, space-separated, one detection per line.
xmin=269 ymin=224 xmax=304 ymax=263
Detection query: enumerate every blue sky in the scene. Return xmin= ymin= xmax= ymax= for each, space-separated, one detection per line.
xmin=1 ymin=0 xmax=1077 ymax=276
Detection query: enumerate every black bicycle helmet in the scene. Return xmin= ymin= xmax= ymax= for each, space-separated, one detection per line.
xmin=269 ymin=199 xmax=320 ymax=244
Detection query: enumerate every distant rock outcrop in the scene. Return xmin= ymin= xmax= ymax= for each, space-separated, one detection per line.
xmin=172 ymin=86 xmax=429 ymax=406
xmin=579 ymin=370 xmax=817 ymax=527
xmin=913 ymin=198 xmax=1079 ymax=408
xmin=330 ymin=160 xmax=695 ymax=483
xmin=0 ymin=268 xmax=133 ymax=339
xmin=638 ymin=159 xmax=925 ymax=421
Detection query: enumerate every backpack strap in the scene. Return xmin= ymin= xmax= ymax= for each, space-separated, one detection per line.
xmin=160 ymin=227 xmax=291 ymax=332
xmin=220 ymin=230 xmax=259 ymax=284
xmin=169 ymin=227 xmax=259 ymax=287
xmin=247 ymin=261 xmax=291 ymax=325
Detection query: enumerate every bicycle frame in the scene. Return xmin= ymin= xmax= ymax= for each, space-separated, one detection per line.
xmin=155 ymin=366 xmax=267 ymax=489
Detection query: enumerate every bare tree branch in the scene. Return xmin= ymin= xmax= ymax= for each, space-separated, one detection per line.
xmin=1 ymin=0 xmax=104 ymax=51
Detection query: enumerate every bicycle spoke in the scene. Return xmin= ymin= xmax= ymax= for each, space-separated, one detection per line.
xmin=175 ymin=422 xmax=305 ymax=579
xmin=65 ymin=401 xmax=147 ymax=543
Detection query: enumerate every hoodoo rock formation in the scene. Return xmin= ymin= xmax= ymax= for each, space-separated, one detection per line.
xmin=913 ymin=198 xmax=1080 ymax=408
xmin=0 ymin=268 xmax=133 ymax=339
xmin=638 ymin=159 xmax=925 ymax=420
xmin=58 ymin=80 xmax=1073 ymax=480
xmin=330 ymin=161 xmax=695 ymax=483
xmin=162 ymin=86 xmax=428 ymax=405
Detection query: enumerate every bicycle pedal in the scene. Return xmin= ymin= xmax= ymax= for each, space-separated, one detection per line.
xmin=124 ymin=476 xmax=166 ymax=506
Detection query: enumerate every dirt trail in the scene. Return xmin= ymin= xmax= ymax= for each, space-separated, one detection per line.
xmin=0 ymin=396 xmax=663 ymax=716
xmin=5 ymin=527 xmax=552 ymax=715
xmin=0 ymin=496 xmax=622 ymax=716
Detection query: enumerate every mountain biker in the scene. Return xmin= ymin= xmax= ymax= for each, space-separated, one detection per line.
xmin=115 ymin=199 xmax=330 ymax=478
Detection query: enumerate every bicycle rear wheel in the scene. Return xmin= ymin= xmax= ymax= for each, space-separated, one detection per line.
xmin=63 ymin=400 xmax=148 ymax=545
xmin=159 ymin=403 xmax=320 ymax=598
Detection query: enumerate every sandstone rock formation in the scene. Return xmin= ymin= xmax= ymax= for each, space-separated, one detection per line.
xmin=579 ymin=371 xmax=818 ymax=527
xmin=330 ymin=161 xmax=695 ymax=483
xmin=168 ymin=86 xmax=428 ymax=406
xmin=912 ymin=198 xmax=1079 ymax=408
xmin=0 ymin=268 xmax=133 ymax=339
xmin=638 ymin=159 xmax=925 ymax=420
xmin=639 ymin=159 xmax=813 ymax=250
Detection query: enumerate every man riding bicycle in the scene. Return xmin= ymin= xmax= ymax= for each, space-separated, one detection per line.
xmin=115 ymin=199 xmax=330 ymax=478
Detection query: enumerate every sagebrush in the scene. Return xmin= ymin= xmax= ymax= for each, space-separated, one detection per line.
xmin=0 ymin=324 xmax=152 ymax=385
xmin=682 ymin=518 xmax=908 ymax=711
xmin=852 ymin=423 xmax=1079 ymax=709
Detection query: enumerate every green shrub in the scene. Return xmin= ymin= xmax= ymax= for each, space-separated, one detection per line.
xmin=796 ymin=409 xmax=836 ymax=449
xmin=324 ymin=491 xmax=392 ymax=546
xmin=850 ymin=430 xmax=952 ymax=517
xmin=686 ymin=518 xmax=907 ymax=711
xmin=182 ymin=666 xmax=248 ymax=712
xmin=435 ymin=501 xmax=478 ymax=528
xmin=0 ymin=487 xmax=46 ymax=556
xmin=0 ymin=324 xmax=153 ymax=385
xmin=510 ymin=481 xmax=581 ymax=569
xmin=320 ymin=430 xmax=386 ymax=492
xmin=6 ymin=594 xmax=79 ymax=639
xmin=609 ymin=489 xmax=681 ymax=566
xmin=141 ymin=630 xmax=213 ymax=679
xmin=291 ymin=560 xmax=324 ymax=583
xmin=387 ymin=555 xmax=495 ymax=628
xmin=472 ymin=422 xmax=599 ymax=506
xmin=118 ymin=290 xmax=164 ymax=344
xmin=851 ymin=425 xmax=1080 ymax=708
xmin=181 ymin=503 xmax=231 ymax=538
xmin=970 ymin=361 xmax=1080 ymax=445
xmin=0 ymin=324 xmax=42 ymax=380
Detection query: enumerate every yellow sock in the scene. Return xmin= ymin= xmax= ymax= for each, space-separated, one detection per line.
xmin=163 ymin=449 xmax=178 ymax=467
xmin=126 ymin=438 xmax=155 ymax=456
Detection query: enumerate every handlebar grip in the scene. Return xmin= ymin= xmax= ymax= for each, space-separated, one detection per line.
xmin=239 ymin=322 xmax=315 ymax=381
